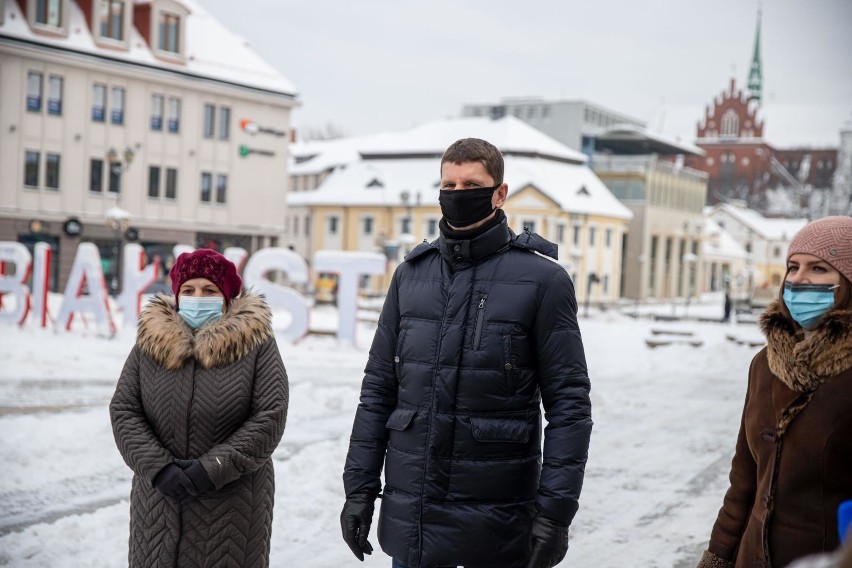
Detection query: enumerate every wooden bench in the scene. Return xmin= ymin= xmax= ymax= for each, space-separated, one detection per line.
xmin=645 ymin=337 xmax=704 ymax=348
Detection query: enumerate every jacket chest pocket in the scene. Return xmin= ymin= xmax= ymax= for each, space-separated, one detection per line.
xmin=502 ymin=334 xmax=517 ymax=395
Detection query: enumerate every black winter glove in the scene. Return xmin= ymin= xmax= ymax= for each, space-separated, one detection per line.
xmin=153 ymin=463 xmax=196 ymax=503
xmin=340 ymin=492 xmax=376 ymax=561
xmin=527 ymin=513 xmax=570 ymax=568
xmin=175 ymin=459 xmax=215 ymax=495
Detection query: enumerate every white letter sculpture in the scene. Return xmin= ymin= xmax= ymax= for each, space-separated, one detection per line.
xmin=243 ymin=248 xmax=310 ymax=343
xmin=0 ymin=241 xmax=33 ymax=325
xmin=56 ymin=243 xmax=116 ymax=335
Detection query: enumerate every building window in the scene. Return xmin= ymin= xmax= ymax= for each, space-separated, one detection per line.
xmin=150 ymin=94 xmax=163 ymax=130
xmin=603 ymin=275 xmax=609 ymax=294
xmin=108 ymin=162 xmax=120 ymax=194
xmin=92 ymin=83 xmax=106 ymax=121
xmin=216 ymin=174 xmax=227 ymax=203
xmin=166 ymin=168 xmax=177 ymax=199
xmin=522 ymin=220 xmax=535 ymax=233
xmin=605 ymin=228 xmax=612 ymax=248
xmin=158 ymin=12 xmax=180 ymax=54
xmin=363 ymin=217 xmax=373 ymax=235
xmin=47 ymin=76 xmax=63 ymax=115
xmin=148 ymin=166 xmax=160 ymax=198
xmin=573 ymin=225 xmax=581 ymax=246
xmin=200 ymin=172 xmax=212 ymax=202
xmin=110 ymin=87 xmax=124 ymax=124
xmin=167 ymin=97 xmax=180 ymax=133
xmin=400 ymin=217 xmax=411 ymax=235
xmin=203 ymin=104 xmax=215 ymax=138
xmin=721 ymin=109 xmax=739 ymax=137
xmin=293 ymin=216 xmax=299 ymax=235
xmin=304 ymin=216 xmax=311 ymax=236
xmin=27 ymin=71 xmax=42 ymax=112
xmin=774 ymin=246 xmax=781 ymax=258
xmin=589 ymin=226 xmax=596 ymax=247
xmin=45 ymin=153 xmax=60 ymax=190
xmin=25 ymin=151 xmax=40 ymax=187
xmin=427 ymin=219 xmax=438 ymax=238
xmin=556 ymin=224 xmax=565 ymax=243
xmin=329 ymin=216 xmax=339 ymax=234
xmin=90 ymin=159 xmax=103 ymax=193
xmin=99 ymin=0 xmax=124 ymax=41
xmin=219 ymin=107 xmax=230 ymax=140
xmin=35 ymin=0 xmax=62 ymax=27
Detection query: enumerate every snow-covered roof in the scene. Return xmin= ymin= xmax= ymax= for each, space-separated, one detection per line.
xmin=711 ymin=203 xmax=807 ymax=241
xmin=288 ymin=155 xmax=633 ymax=221
xmin=0 ymin=0 xmax=297 ymax=97
xmin=702 ymin=217 xmax=748 ymax=260
xmin=597 ymin=125 xmax=706 ymax=156
xmin=290 ymin=116 xmax=589 ymax=176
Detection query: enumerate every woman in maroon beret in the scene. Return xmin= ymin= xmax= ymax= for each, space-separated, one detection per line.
xmin=110 ymin=248 xmax=289 ymax=567
xmin=698 ymin=216 xmax=852 ymax=568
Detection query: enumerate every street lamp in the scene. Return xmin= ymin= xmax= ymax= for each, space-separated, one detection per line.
xmin=104 ymin=147 xmax=134 ymax=295
xmin=399 ymin=190 xmax=415 ymax=254
xmin=105 ymin=206 xmax=131 ymax=295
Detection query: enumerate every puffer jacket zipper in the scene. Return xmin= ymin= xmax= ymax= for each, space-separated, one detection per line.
xmin=473 ymin=294 xmax=488 ymax=350
xmin=176 ymin=360 xmax=196 ymax=567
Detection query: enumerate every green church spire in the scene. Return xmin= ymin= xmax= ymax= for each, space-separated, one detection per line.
xmin=747 ymin=7 xmax=762 ymax=104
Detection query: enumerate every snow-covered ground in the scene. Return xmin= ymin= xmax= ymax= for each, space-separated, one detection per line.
xmin=0 ymin=293 xmax=765 ymax=567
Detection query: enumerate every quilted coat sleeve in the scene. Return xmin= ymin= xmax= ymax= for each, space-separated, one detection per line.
xmin=533 ymin=268 xmax=593 ymax=526
xmin=198 ymin=337 xmax=289 ymax=489
xmin=706 ymin=362 xmax=757 ymax=561
xmin=342 ymin=267 xmax=402 ymax=497
xmin=110 ymin=345 xmax=176 ymax=486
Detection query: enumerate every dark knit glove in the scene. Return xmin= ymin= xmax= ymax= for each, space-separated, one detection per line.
xmin=527 ymin=513 xmax=570 ymax=568
xmin=153 ymin=463 xmax=196 ymax=503
xmin=696 ymin=550 xmax=734 ymax=568
xmin=175 ymin=459 xmax=215 ymax=495
xmin=340 ymin=492 xmax=376 ymax=561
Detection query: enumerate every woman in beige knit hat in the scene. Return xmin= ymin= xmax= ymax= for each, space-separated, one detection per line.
xmin=697 ymin=216 xmax=852 ymax=568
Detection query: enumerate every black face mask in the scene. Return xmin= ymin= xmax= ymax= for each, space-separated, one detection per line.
xmin=438 ymin=185 xmax=499 ymax=228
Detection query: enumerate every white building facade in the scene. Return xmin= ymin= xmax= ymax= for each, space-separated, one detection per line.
xmin=0 ymin=0 xmax=297 ymax=291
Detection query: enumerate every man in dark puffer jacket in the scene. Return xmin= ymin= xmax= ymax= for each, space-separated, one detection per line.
xmin=341 ymin=138 xmax=592 ymax=568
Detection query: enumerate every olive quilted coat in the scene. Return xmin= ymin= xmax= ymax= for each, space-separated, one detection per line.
xmin=344 ymin=219 xmax=592 ymax=568
xmin=110 ymin=292 xmax=288 ymax=567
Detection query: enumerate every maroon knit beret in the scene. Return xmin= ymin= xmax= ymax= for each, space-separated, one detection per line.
xmin=169 ymin=249 xmax=242 ymax=302
xmin=787 ymin=216 xmax=852 ymax=284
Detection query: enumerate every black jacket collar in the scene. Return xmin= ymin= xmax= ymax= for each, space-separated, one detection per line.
xmin=438 ymin=211 xmax=511 ymax=268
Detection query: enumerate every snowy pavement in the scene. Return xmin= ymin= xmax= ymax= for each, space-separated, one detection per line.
xmin=0 ymin=297 xmax=762 ymax=567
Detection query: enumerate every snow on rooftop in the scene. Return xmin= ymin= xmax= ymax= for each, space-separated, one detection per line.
xmin=0 ymin=0 xmax=296 ymax=96
xmin=714 ymin=203 xmax=807 ymax=241
xmin=702 ymin=218 xmax=748 ymax=260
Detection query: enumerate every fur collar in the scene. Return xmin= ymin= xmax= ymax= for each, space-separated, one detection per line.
xmin=137 ymin=292 xmax=273 ymax=370
xmin=760 ymin=300 xmax=852 ymax=392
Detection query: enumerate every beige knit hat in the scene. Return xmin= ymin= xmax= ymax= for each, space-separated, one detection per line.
xmin=787 ymin=216 xmax=852 ymax=284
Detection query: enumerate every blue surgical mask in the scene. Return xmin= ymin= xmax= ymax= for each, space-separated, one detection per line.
xmin=782 ymin=282 xmax=839 ymax=330
xmin=179 ymin=296 xmax=224 ymax=329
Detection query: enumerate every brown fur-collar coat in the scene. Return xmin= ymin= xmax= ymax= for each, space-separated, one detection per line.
xmin=700 ymin=301 xmax=852 ymax=568
xmin=137 ymin=292 xmax=274 ymax=370
xmin=111 ymin=291 xmax=288 ymax=567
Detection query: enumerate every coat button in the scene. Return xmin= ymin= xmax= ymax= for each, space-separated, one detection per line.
xmin=454 ymin=245 xmax=461 ymax=252
xmin=760 ymin=429 xmax=776 ymax=443
xmin=761 ymin=493 xmax=769 ymax=505
xmin=504 ymin=363 xmax=512 ymax=370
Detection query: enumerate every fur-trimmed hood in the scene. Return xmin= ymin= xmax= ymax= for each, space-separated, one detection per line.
xmin=760 ymin=300 xmax=852 ymax=392
xmin=137 ymin=292 xmax=273 ymax=370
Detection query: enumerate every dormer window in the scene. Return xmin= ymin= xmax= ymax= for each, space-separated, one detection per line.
xmin=36 ymin=0 xmax=62 ymax=27
xmin=158 ymin=12 xmax=180 ymax=53
xmin=26 ymin=0 xmax=70 ymax=35
xmin=100 ymin=0 xmax=125 ymax=41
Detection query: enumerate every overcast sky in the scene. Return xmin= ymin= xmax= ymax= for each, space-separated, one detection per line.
xmin=203 ymin=0 xmax=852 ymax=148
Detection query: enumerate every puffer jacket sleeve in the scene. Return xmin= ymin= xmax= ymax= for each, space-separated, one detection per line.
xmin=110 ymin=345 xmax=175 ymax=485
xmin=533 ymin=268 xmax=593 ymax=526
xmin=706 ymin=360 xmax=757 ymax=562
xmin=197 ymin=337 xmax=289 ymax=489
xmin=342 ymin=266 xmax=402 ymax=497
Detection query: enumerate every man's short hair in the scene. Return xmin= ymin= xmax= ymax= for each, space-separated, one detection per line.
xmin=441 ymin=138 xmax=504 ymax=185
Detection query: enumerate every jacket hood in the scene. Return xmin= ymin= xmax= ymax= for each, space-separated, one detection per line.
xmin=760 ymin=300 xmax=852 ymax=391
xmin=137 ymin=292 xmax=273 ymax=370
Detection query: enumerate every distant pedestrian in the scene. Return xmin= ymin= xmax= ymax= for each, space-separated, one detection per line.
xmin=697 ymin=216 xmax=852 ymax=568
xmin=722 ymin=289 xmax=732 ymax=323
xmin=110 ymin=249 xmax=289 ymax=567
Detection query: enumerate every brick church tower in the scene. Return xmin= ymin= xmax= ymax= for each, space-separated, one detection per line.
xmin=685 ymin=9 xmax=838 ymax=214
